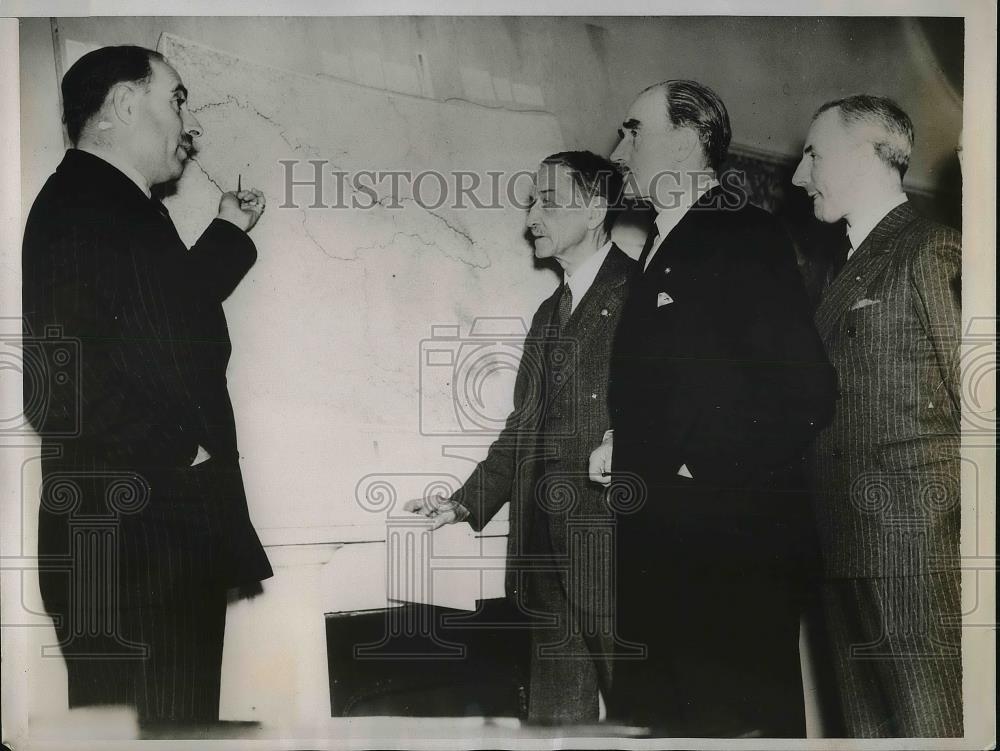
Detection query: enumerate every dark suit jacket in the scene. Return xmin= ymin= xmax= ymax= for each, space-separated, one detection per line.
xmin=607 ymin=186 xmax=837 ymax=735
xmin=22 ymin=149 xmax=272 ymax=618
xmin=808 ymin=202 xmax=961 ymax=578
xmin=610 ymin=187 xmax=837 ymax=541
xmin=452 ymin=245 xmax=634 ymax=615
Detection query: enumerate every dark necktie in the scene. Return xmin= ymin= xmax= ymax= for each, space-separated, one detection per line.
xmin=151 ymin=197 xmax=171 ymax=219
xmin=637 ymin=226 xmax=660 ymax=271
xmin=544 ymin=283 xmax=573 ymax=403
xmin=553 ymin=282 xmax=573 ymax=329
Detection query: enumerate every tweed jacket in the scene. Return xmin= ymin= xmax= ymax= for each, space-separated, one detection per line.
xmin=808 ymin=201 xmax=961 ymax=578
xmin=452 ymin=245 xmax=634 ymax=615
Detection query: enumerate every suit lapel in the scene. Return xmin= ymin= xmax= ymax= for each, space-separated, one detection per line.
xmin=643 ymin=188 xmax=720 ymax=277
xmin=546 ymin=246 xmax=630 ymax=404
xmin=815 ymin=203 xmax=915 ymax=340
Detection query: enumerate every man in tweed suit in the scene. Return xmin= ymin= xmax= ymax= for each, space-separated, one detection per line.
xmin=792 ymin=94 xmax=962 ymax=737
xmin=592 ymin=80 xmax=837 ymax=736
xmin=22 ymin=46 xmax=272 ymax=724
xmin=407 ymin=151 xmax=634 ymax=724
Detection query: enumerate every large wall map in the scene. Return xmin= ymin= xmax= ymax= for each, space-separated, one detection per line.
xmin=157 ymin=34 xmax=565 ymax=539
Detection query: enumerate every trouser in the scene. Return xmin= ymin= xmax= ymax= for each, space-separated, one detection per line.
xmin=56 ymin=586 xmax=228 ymax=723
xmin=606 ymin=504 xmax=808 ymax=736
xmin=822 ymin=573 xmax=963 ymax=737
xmin=525 ymin=565 xmax=613 ymax=725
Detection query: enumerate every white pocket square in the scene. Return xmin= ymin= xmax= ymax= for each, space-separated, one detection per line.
xmin=677 ymin=463 xmax=693 ymax=479
xmin=850 ymin=298 xmax=881 ymax=310
xmin=657 ymin=292 xmax=674 ymax=307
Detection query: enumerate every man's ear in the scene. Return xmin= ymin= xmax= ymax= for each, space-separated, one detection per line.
xmin=587 ymin=196 xmax=608 ymax=231
xmin=109 ymin=81 xmax=138 ymax=126
xmin=859 ymin=141 xmax=891 ymax=184
xmin=673 ymin=126 xmax=701 ymax=165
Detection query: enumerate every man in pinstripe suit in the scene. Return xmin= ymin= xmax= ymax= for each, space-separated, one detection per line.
xmin=22 ymin=46 xmax=272 ymax=724
xmin=792 ymin=95 xmax=962 ymax=737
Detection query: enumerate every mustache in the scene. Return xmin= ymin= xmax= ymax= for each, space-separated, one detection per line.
xmin=180 ymin=138 xmax=199 ymax=158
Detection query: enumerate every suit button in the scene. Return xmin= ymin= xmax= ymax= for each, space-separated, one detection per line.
xmin=831 ymin=449 xmax=842 ymax=458
xmin=846 ymin=326 xmax=857 ymax=337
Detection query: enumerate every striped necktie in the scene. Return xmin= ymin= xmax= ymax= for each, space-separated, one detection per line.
xmin=553 ymin=282 xmax=573 ymax=329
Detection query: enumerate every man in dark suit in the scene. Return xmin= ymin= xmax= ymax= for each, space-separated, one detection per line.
xmin=407 ymin=151 xmax=634 ymax=724
xmin=22 ymin=45 xmax=272 ymax=724
xmin=590 ymin=80 xmax=837 ymax=736
xmin=792 ymin=95 xmax=962 ymax=737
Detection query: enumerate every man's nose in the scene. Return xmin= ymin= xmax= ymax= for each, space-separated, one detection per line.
xmin=610 ymin=139 xmax=627 ymax=164
xmin=791 ymin=158 xmax=808 ymax=188
xmin=183 ymin=110 xmax=203 ymax=138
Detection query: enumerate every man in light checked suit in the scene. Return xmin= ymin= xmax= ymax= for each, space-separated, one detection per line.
xmin=792 ymin=94 xmax=962 ymax=737
xmin=407 ymin=151 xmax=635 ymax=724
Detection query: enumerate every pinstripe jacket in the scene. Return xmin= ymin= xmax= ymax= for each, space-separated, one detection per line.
xmin=453 ymin=245 xmax=634 ymax=615
xmin=22 ymin=149 xmax=273 ymax=617
xmin=808 ymin=202 xmax=961 ymax=578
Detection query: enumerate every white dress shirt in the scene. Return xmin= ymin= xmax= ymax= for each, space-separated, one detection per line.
xmin=563 ymin=240 xmax=612 ymax=314
xmin=846 ymin=192 xmax=908 ymax=259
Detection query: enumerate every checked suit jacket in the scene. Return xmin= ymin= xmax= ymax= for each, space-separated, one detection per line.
xmin=808 ymin=201 xmax=962 ymax=579
xmin=452 ymin=245 xmax=634 ymax=616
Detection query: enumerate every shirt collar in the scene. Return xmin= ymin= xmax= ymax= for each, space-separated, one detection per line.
xmin=78 ymin=145 xmax=152 ymax=198
xmin=563 ymin=240 xmax=613 ymax=313
xmin=846 ymin=192 xmax=908 ymax=257
xmin=648 ymin=178 xmax=720 ymax=269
